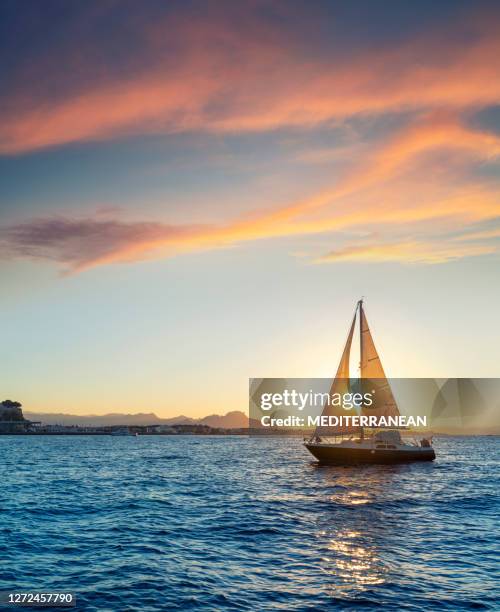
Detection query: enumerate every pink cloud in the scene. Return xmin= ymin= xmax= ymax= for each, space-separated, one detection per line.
xmin=1 ymin=115 xmax=499 ymax=271
xmin=1 ymin=10 xmax=500 ymax=154
xmin=0 ymin=217 xmax=212 ymax=272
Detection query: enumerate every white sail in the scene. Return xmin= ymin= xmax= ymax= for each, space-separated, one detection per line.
xmin=359 ymin=303 xmax=400 ymax=419
xmin=314 ymin=310 xmax=360 ymax=436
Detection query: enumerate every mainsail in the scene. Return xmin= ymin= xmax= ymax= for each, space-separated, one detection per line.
xmin=359 ymin=302 xmax=400 ymax=419
xmin=314 ymin=309 xmax=360 ymax=436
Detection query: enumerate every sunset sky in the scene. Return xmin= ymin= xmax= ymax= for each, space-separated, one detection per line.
xmin=1 ymin=0 xmax=499 ymax=417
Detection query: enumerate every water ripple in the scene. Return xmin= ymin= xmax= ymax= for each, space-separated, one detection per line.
xmin=0 ymin=435 xmax=498 ymax=610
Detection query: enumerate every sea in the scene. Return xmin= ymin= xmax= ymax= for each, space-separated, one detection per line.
xmin=0 ymin=435 xmax=498 ymax=611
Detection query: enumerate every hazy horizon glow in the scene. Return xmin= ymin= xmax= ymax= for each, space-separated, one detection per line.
xmin=1 ymin=1 xmax=499 ymax=418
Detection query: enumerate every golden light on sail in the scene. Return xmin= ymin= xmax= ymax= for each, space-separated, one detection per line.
xmin=314 ymin=311 xmax=359 ymax=436
xmin=359 ymin=303 xmax=400 ymax=420
xmin=313 ymin=300 xmax=400 ymax=438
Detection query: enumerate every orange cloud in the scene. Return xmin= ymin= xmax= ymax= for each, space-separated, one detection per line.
xmin=197 ymin=113 xmax=500 ymax=252
xmin=1 ymin=113 xmax=499 ymax=271
xmin=316 ymin=240 xmax=498 ymax=265
xmin=1 ymin=11 xmax=500 ymax=154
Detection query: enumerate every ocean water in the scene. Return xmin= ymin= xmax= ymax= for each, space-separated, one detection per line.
xmin=0 ymin=436 xmax=498 ymax=611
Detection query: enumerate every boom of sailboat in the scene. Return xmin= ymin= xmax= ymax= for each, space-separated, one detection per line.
xmin=304 ymin=300 xmax=435 ymax=464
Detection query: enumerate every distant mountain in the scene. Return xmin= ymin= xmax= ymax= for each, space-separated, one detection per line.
xmin=199 ymin=411 xmax=248 ymax=428
xmin=24 ymin=410 xmax=248 ymax=428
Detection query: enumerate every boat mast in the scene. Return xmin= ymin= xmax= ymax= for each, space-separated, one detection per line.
xmin=358 ymin=298 xmax=363 ymax=376
xmin=358 ymin=298 xmax=364 ymax=440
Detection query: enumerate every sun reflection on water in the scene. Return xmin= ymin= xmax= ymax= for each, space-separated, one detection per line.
xmin=330 ymin=490 xmax=371 ymax=505
xmin=320 ymin=529 xmax=386 ymax=595
xmin=311 ymin=466 xmax=407 ymax=598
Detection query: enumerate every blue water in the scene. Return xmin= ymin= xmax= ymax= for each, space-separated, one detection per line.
xmin=0 ymin=436 xmax=498 ymax=611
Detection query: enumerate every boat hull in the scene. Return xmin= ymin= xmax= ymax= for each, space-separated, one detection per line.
xmin=305 ymin=443 xmax=435 ymax=465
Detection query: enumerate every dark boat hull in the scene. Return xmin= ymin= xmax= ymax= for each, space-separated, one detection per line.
xmin=305 ymin=443 xmax=435 ymax=465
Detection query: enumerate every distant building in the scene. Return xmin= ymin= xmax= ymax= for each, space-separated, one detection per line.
xmin=157 ymin=425 xmax=176 ymax=434
xmin=0 ymin=400 xmax=40 ymax=433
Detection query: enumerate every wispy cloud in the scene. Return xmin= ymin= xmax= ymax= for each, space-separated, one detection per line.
xmin=316 ymin=238 xmax=498 ymax=265
xmin=1 ymin=5 xmax=499 ymax=270
xmin=0 ymin=217 xmax=213 ymax=272
xmin=1 ymin=114 xmax=499 ymax=271
xmin=1 ymin=9 xmax=499 ymax=154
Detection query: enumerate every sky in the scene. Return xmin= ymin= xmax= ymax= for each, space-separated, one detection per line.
xmin=1 ymin=0 xmax=499 ymax=417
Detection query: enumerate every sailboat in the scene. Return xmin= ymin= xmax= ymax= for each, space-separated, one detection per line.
xmin=304 ymin=300 xmax=435 ymax=464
